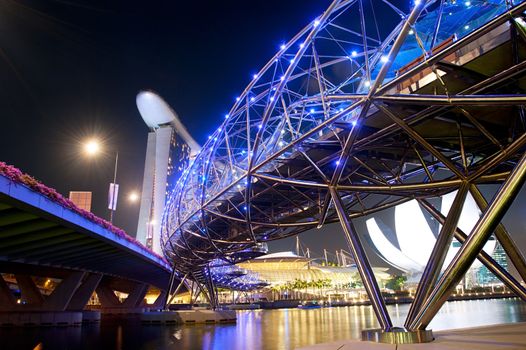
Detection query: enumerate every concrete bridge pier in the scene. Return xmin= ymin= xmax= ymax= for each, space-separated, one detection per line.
xmin=95 ymin=278 xmax=150 ymax=316
xmin=0 ymin=271 xmax=100 ymax=326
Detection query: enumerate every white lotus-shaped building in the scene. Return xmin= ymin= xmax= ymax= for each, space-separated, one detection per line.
xmin=366 ymin=191 xmax=496 ymax=274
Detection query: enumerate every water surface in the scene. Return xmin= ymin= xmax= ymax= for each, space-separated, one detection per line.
xmin=2 ymin=298 xmax=525 ymax=350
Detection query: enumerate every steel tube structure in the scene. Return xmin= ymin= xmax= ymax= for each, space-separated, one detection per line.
xmin=330 ymin=187 xmax=392 ymax=331
xmin=405 ymin=182 xmax=469 ymax=327
xmin=164 ymin=273 xmax=188 ymax=309
xmin=410 ymin=152 xmax=526 ymax=330
xmin=469 ymin=185 xmax=526 ymax=283
xmin=157 ymin=0 xmax=526 ymax=336
xmin=418 ymin=199 xmax=526 ymax=301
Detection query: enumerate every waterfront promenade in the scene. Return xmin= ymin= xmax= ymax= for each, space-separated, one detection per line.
xmin=298 ymin=322 xmax=526 ymax=350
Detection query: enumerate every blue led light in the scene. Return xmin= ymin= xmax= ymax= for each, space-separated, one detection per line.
xmin=280 ymin=44 xmax=286 ymax=50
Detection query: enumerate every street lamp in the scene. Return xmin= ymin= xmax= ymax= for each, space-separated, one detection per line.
xmin=84 ymin=139 xmax=100 ymax=156
xmin=128 ymin=191 xmax=140 ymax=203
xmin=82 ymin=138 xmax=119 ymax=224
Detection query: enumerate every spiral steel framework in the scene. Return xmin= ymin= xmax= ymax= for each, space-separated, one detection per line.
xmin=162 ymin=0 xmax=526 ymax=336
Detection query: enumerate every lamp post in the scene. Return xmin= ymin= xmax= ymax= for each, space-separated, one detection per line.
xmin=109 ymin=152 xmax=119 ymax=223
xmin=82 ymin=138 xmax=119 ymax=224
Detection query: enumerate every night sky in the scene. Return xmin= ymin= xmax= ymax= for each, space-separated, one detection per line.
xmin=0 ymin=0 xmax=525 ymax=267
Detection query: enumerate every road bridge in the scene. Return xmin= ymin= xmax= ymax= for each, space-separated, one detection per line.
xmin=0 ymin=167 xmax=174 ymax=325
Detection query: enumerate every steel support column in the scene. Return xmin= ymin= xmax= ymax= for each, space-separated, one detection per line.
xmin=405 ymin=182 xmax=469 ymax=328
xmin=165 ymin=273 xmax=188 ymax=310
xmin=419 ymin=199 xmax=526 ymax=301
xmin=330 ymin=187 xmax=393 ymax=331
xmin=162 ymin=265 xmax=179 ymax=310
xmin=469 ymin=184 xmax=526 ymax=283
xmin=410 ymin=152 xmax=526 ymax=330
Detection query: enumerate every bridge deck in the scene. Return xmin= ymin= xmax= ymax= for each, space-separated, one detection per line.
xmin=0 ymin=174 xmax=171 ymax=290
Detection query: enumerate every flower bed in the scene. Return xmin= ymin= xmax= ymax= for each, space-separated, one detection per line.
xmin=0 ymin=161 xmax=168 ymax=264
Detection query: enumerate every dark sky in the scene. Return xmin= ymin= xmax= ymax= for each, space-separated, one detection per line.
xmin=0 ymin=0 xmax=328 ymax=234
xmin=0 ymin=0 xmax=525 ymax=267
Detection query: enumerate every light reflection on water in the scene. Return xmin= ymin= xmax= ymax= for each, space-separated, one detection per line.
xmin=1 ymin=298 xmax=525 ymax=350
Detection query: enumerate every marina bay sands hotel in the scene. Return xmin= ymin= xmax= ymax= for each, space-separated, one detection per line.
xmin=134 ymin=91 xmax=200 ymax=254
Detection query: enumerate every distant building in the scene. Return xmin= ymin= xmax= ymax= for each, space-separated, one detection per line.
xmin=68 ymin=191 xmax=92 ymax=212
xmin=366 ymin=191 xmax=496 ymax=276
xmin=237 ymin=251 xmax=390 ymax=288
xmin=476 ymin=243 xmax=508 ymax=285
xmin=135 ymin=91 xmax=200 ymax=254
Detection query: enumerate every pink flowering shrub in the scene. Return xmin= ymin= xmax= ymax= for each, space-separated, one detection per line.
xmin=0 ymin=161 xmax=168 ymax=263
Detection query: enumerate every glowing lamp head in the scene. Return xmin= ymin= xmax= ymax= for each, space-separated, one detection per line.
xmin=128 ymin=192 xmax=139 ymax=202
xmin=84 ymin=139 xmax=101 ymax=156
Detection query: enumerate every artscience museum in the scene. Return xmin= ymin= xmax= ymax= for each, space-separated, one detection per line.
xmin=366 ymin=191 xmax=498 ymax=281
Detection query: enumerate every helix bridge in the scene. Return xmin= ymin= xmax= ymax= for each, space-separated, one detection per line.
xmin=160 ymin=0 xmax=526 ymax=340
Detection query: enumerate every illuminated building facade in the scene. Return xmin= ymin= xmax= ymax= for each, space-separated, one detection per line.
xmin=135 ymin=91 xmax=200 ymax=254
xmin=237 ymin=252 xmax=390 ymax=289
xmin=477 ymin=243 xmax=509 ymax=285
xmin=68 ymin=191 xmax=92 ymax=212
